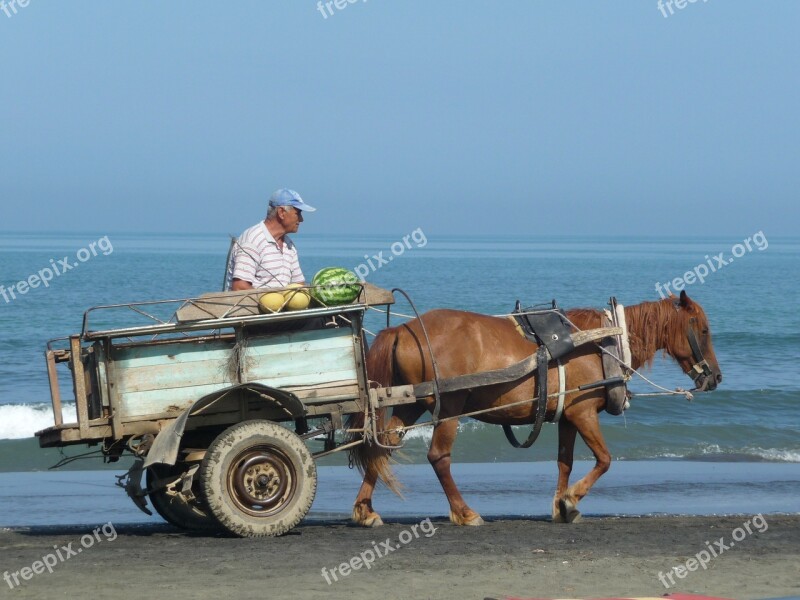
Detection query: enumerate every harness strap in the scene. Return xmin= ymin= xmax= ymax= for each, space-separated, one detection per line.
xmin=614 ymin=302 xmax=632 ymax=369
xmin=502 ymin=346 xmax=549 ymax=448
xmin=554 ymin=359 xmax=566 ymax=423
xmin=601 ymin=304 xmax=632 ymax=416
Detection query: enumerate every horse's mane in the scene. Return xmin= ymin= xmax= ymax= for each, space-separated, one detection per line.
xmin=567 ymin=299 xmax=688 ymax=369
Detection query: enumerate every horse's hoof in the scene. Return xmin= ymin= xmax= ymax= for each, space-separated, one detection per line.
xmin=558 ymin=498 xmax=582 ymax=524
xmin=464 ymin=515 xmax=484 ymax=526
xmin=552 ymin=511 xmax=566 ymax=523
xmin=449 ymin=510 xmax=484 ymax=526
xmin=366 ymin=514 xmax=384 ymax=527
xmin=352 ymin=508 xmax=384 ymax=528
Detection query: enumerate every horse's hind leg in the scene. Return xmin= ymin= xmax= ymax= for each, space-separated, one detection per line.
xmin=352 ymin=403 xmax=426 ymax=527
xmin=426 ymin=395 xmax=483 ymax=526
xmin=552 ymin=419 xmax=578 ymax=523
xmin=558 ymin=409 xmax=611 ymax=523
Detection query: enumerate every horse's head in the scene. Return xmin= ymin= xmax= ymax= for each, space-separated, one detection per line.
xmin=666 ymin=291 xmax=723 ymax=392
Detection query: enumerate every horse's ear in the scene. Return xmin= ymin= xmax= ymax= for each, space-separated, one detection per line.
xmin=679 ymin=290 xmax=693 ymax=308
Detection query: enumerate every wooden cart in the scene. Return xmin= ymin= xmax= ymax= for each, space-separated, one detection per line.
xmin=36 ymin=283 xmax=414 ymax=537
xmin=36 ymin=280 xmax=621 ymax=537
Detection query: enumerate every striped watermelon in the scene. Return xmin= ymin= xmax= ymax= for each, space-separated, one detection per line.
xmin=311 ymin=267 xmax=362 ymax=305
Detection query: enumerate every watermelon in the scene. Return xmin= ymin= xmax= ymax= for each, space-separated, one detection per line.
xmin=311 ymin=267 xmax=362 ymax=305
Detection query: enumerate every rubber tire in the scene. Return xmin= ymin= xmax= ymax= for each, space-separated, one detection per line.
xmin=146 ymin=464 xmax=220 ymax=532
xmin=199 ymin=420 xmax=317 ymax=538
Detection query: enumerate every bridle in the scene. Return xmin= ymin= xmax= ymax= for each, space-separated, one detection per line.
xmin=686 ymin=316 xmax=714 ymax=386
xmin=673 ymin=300 xmax=714 ymax=386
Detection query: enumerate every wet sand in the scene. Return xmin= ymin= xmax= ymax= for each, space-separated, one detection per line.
xmin=1 ymin=515 xmax=798 ymax=599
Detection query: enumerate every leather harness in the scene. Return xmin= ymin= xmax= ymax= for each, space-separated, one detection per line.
xmin=503 ymin=303 xmax=576 ymax=449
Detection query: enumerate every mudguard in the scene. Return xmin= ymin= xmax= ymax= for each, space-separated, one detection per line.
xmin=143 ymin=383 xmax=305 ymax=468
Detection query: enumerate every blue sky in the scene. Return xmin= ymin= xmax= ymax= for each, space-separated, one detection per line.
xmin=1 ymin=1 xmax=797 ymax=237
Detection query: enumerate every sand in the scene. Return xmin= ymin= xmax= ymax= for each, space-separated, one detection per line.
xmin=1 ymin=515 xmax=798 ymax=599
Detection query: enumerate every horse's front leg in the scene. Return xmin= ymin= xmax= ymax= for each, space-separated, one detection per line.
xmin=427 ymin=396 xmax=483 ymax=526
xmin=558 ymin=408 xmax=611 ymax=523
xmin=552 ymin=418 xmax=578 ymax=523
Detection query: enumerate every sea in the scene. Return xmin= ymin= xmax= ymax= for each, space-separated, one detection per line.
xmin=1 ymin=231 xmax=798 ymax=526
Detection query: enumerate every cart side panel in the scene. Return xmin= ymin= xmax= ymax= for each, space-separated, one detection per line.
xmin=111 ymin=339 xmax=235 ymax=419
xmin=244 ymin=329 xmax=360 ymax=401
xmin=109 ymin=327 xmax=362 ymax=420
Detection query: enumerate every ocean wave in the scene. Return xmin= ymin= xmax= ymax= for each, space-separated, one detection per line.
xmin=397 ymin=422 xmax=800 ymax=464
xmin=747 ymin=448 xmax=800 ymax=462
xmin=2 ymin=403 xmax=797 ymax=465
xmin=685 ymin=443 xmax=800 ymax=463
xmin=402 ymin=420 xmax=487 ymax=444
xmin=0 ymin=403 xmax=76 ymax=440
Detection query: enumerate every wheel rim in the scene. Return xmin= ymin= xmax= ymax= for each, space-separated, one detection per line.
xmin=227 ymin=445 xmax=297 ymax=518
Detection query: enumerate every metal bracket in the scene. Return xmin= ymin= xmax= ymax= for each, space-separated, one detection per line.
xmin=115 ymin=458 xmax=153 ymax=516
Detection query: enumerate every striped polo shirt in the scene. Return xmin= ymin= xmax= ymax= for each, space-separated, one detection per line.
xmin=231 ymin=221 xmax=305 ymax=289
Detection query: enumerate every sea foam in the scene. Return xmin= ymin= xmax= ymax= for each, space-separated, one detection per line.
xmin=0 ymin=403 xmax=77 ymax=440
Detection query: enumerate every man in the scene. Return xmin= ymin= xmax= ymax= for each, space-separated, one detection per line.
xmin=230 ymin=188 xmax=316 ymax=291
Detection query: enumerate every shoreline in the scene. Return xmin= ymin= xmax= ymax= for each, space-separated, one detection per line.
xmin=1 ymin=515 xmax=798 ymax=599
xmin=2 ymin=461 xmax=799 ymax=529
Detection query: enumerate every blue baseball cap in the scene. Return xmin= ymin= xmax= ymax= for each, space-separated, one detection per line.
xmin=268 ymin=188 xmax=316 ymax=212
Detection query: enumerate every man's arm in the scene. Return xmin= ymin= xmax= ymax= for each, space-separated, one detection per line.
xmin=231 ymin=241 xmax=260 ymax=290
xmin=231 ymin=278 xmax=254 ymax=291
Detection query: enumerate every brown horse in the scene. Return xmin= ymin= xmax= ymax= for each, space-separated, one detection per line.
xmin=348 ymin=290 xmax=721 ymax=527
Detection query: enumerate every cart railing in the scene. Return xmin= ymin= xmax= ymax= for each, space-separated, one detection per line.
xmin=78 ymin=285 xmax=370 ymax=342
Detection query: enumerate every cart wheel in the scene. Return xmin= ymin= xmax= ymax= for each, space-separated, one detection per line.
xmin=199 ymin=420 xmax=317 ymax=538
xmin=146 ymin=464 xmax=219 ymax=532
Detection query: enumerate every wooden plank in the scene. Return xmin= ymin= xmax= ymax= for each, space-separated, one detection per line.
xmin=45 ymin=350 xmax=63 ymax=427
xmin=289 ymin=383 xmax=361 ymax=403
xmin=360 ymin=282 xmax=395 ymax=306
xmin=116 ymin=385 xmax=363 ymax=424
xmin=111 ymin=339 xmax=233 ymax=368
xmin=174 ymin=282 xmax=394 ymax=322
xmin=111 ymin=329 xmax=351 ymax=369
xmin=118 ymin=378 xmax=362 ymax=419
xmin=175 ymin=290 xmax=262 ymax=321
xmin=118 ymin=382 xmax=231 ymax=418
xmin=104 ymin=352 xmax=124 ymax=438
xmin=114 ymin=357 xmax=232 ymax=394
xmin=249 ymin=370 xmax=359 ymax=391
xmin=245 ymin=347 xmax=356 ymax=380
xmin=247 ymin=328 xmax=359 ymax=353
xmin=69 ymin=336 xmax=90 ymax=438
xmin=95 ymin=346 xmax=110 ymax=408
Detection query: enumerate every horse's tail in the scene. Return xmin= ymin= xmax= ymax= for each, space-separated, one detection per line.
xmin=346 ymin=326 xmax=403 ymax=497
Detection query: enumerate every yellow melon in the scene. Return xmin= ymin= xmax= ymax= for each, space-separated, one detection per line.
xmin=258 ymin=292 xmax=286 ymax=313
xmin=284 ymin=289 xmax=311 ymax=311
